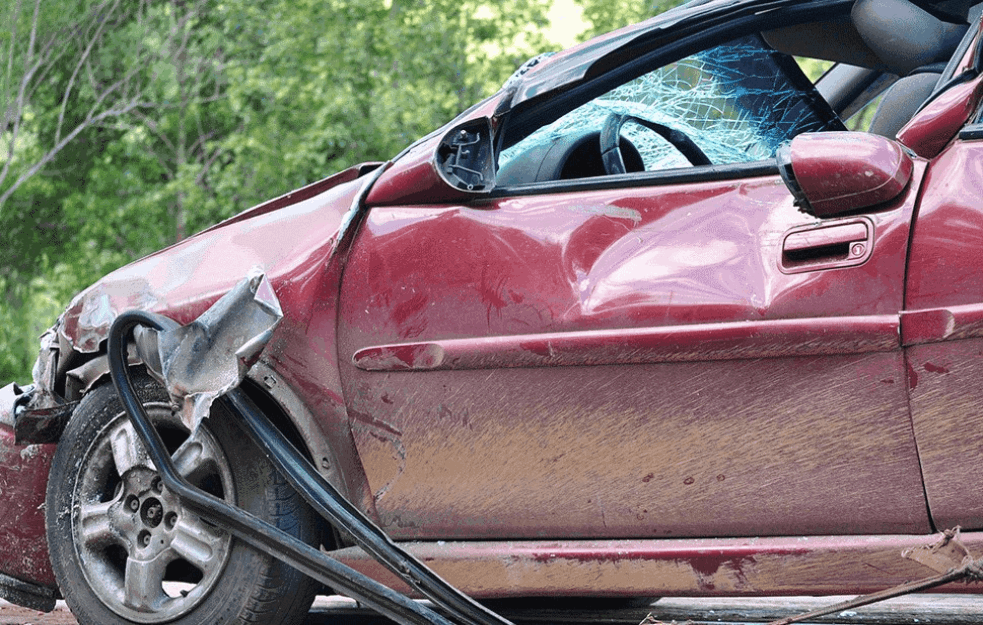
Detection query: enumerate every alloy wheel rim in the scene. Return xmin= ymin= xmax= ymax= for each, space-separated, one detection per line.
xmin=72 ymin=404 xmax=234 ymax=622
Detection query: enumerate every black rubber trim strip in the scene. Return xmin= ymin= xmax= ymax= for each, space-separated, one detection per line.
xmin=107 ymin=311 xmax=457 ymax=625
xmin=222 ymin=389 xmax=514 ymax=625
xmin=959 ymin=122 xmax=983 ymax=140
xmin=0 ymin=572 xmax=57 ymax=613
xmin=489 ymin=160 xmax=779 ymax=198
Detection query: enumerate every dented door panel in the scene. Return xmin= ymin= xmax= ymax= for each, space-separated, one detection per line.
xmin=338 ymin=171 xmax=929 ymax=539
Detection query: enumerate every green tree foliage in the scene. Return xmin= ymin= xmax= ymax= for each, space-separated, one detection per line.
xmin=576 ymin=0 xmax=683 ymax=39
xmin=0 ymin=0 xmax=556 ymax=384
xmin=207 ymin=0 xmax=552 ymax=219
xmin=1 ymin=0 xmax=704 ymax=385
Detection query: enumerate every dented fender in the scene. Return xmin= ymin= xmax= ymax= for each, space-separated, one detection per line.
xmin=24 ymin=166 xmax=383 ymax=509
xmin=0 ymin=164 xmax=388 ymax=601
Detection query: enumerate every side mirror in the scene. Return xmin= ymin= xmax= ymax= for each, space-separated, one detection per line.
xmin=365 ymin=117 xmax=495 ymax=206
xmin=777 ymin=132 xmax=913 ymax=218
xmin=435 ymin=118 xmax=496 ymax=193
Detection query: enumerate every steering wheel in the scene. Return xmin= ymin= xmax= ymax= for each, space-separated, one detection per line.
xmin=600 ymin=113 xmax=712 ymax=175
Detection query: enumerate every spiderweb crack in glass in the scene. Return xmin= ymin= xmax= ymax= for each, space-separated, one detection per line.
xmin=500 ymin=37 xmax=839 ymax=172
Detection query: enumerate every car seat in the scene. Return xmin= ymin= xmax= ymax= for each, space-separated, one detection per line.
xmin=852 ymin=0 xmax=968 ymax=137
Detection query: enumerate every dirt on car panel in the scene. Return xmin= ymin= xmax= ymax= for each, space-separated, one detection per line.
xmin=0 ymin=431 xmax=57 ymax=588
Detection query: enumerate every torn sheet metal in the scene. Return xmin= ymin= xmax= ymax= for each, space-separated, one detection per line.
xmin=147 ymin=269 xmax=283 ymax=431
xmin=640 ymin=617 xmax=694 ymax=625
xmin=1 ymin=383 xmax=76 ymax=444
xmin=902 ymin=526 xmax=976 ymax=574
xmin=30 ymin=329 xmax=59 ymax=402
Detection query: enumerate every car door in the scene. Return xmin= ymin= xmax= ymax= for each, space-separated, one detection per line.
xmin=336 ymin=35 xmax=931 ymax=540
xmin=901 ymin=70 xmax=983 ymax=531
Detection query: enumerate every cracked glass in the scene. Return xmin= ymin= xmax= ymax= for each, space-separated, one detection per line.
xmin=500 ymin=35 xmax=844 ymax=175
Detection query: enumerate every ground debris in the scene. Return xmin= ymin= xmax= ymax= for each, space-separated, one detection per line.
xmin=902 ymin=526 xmax=978 ymax=576
xmin=639 ymin=615 xmax=695 ymax=625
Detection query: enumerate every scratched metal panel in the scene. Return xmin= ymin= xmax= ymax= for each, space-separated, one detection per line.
xmin=904 ymin=138 xmax=983 ymax=530
xmin=340 ymin=172 xmax=926 ymax=539
xmin=342 ymin=353 xmax=926 ymax=538
xmin=351 ymin=316 xmax=899 ymax=371
xmin=0 ymin=427 xmax=56 ymax=587
xmin=906 ymin=339 xmax=983 ymax=530
xmin=905 ymin=142 xmax=983 ymax=312
xmin=331 ymin=532 xmax=983 ymax=598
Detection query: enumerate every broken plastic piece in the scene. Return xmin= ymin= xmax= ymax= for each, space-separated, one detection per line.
xmin=13 ymin=400 xmax=78 ymax=444
xmin=0 ymin=571 xmax=57 ymax=612
xmin=0 ymin=383 xmax=27 ymax=428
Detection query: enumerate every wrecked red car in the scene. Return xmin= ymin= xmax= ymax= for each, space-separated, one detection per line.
xmin=6 ymin=0 xmax=983 ymax=622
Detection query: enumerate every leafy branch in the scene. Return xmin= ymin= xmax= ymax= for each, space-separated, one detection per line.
xmin=0 ymin=0 xmax=211 ymax=210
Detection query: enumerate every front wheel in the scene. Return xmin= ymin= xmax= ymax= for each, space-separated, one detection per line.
xmin=46 ymin=373 xmax=318 ymax=625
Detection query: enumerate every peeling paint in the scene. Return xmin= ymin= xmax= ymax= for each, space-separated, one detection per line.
xmin=352 ymin=316 xmax=899 ymax=372
xmin=353 ymin=343 xmax=444 ymax=371
xmin=687 ymin=554 xmax=757 ymax=592
xmin=565 ymin=203 xmax=643 ymax=225
xmin=906 ymin=360 xmax=919 ymax=390
xmin=349 ymin=409 xmax=406 ymax=504
xmin=329 ymin=533 xmax=983 ymax=599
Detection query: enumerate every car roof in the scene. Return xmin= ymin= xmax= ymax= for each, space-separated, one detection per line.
xmin=507 ymin=0 xmax=978 ymax=108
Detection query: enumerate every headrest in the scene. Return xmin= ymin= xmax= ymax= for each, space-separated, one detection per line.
xmin=852 ymin=0 xmax=968 ymax=75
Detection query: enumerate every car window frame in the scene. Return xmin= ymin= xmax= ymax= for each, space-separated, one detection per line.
xmin=492 ymin=2 xmax=856 ymax=197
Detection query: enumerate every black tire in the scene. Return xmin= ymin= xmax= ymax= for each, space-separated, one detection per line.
xmin=46 ymin=373 xmax=318 ymax=625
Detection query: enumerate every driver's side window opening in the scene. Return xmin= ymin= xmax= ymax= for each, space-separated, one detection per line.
xmin=498 ymin=35 xmax=844 ymax=185
xmin=797 ymin=57 xmax=885 ymax=131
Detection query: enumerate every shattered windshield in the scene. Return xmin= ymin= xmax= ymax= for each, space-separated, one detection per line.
xmin=500 ymin=35 xmax=844 ymax=173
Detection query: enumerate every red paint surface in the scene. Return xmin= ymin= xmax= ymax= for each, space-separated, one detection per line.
xmin=789 ymin=132 xmax=913 ymax=216
xmin=57 ymin=174 xmax=378 ymax=512
xmin=338 ymin=165 xmax=928 ymax=539
xmin=10 ymin=11 xmax=983 ymax=597
xmin=364 ymin=136 xmax=468 ymax=207
xmin=198 ymin=163 xmax=380 ymax=233
xmin=353 ymin=315 xmax=899 ymax=371
xmin=906 ymin=141 xmax=983 ymax=311
xmin=897 ymin=74 xmax=983 ymax=158
xmin=366 ymin=97 xmax=502 ymax=207
xmin=331 ymin=532 xmax=983 ymax=598
xmin=0 ymin=426 xmax=56 ymax=587
xmin=903 ymin=135 xmax=983 ymax=531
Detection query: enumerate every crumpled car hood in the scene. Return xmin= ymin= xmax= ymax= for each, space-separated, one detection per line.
xmin=59 ymin=167 xmax=373 ymax=354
